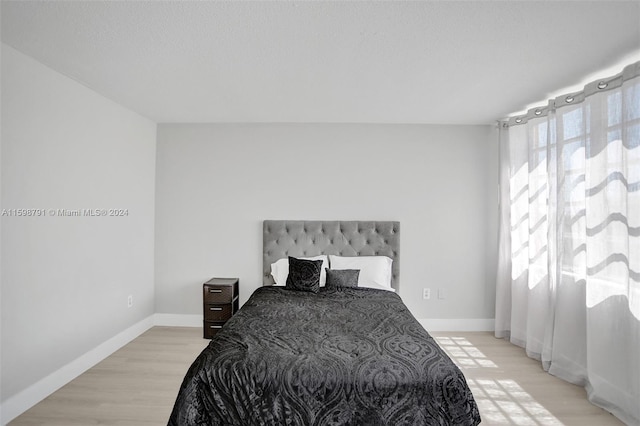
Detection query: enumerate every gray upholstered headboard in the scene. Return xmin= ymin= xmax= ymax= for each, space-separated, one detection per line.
xmin=263 ymin=220 xmax=400 ymax=291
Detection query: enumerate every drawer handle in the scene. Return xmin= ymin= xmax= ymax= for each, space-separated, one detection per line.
xmin=209 ymin=307 xmax=223 ymax=311
xmin=209 ymin=325 xmax=223 ymax=329
xmin=209 ymin=289 xmax=223 ymax=293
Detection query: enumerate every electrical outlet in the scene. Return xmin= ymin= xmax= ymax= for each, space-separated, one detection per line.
xmin=127 ymin=295 xmax=133 ymax=308
xmin=422 ymin=288 xmax=431 ymax=300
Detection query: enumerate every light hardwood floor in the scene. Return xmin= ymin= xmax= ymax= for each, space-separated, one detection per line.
xmin=10 ymin=328 xmax=623 ymax=425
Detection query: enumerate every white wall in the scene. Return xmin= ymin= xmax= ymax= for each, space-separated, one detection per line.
xmin=155 ymin=123 xmax=497 ymax=322
xmin=1 ymin=44 xmax=156 ymax=410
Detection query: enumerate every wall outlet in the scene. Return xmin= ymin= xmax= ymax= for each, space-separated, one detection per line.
xmin=127 ymin=295 xmax=133 ymax=308
xmin=422 ymin=288 xmax=431 ymax=300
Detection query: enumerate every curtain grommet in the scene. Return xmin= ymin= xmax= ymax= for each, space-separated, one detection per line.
xmin=597 ymin=81 xmax=608 ymax=90
xmin=565 ymin=95 xmax=575 ymax=103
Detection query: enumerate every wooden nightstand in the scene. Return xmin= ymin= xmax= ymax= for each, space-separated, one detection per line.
xmin=202 ymin=277 xmax=239 ymax=339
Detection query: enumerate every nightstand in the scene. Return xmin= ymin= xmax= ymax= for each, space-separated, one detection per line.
xmin=202 ymin=277 xmax=239 ymax=339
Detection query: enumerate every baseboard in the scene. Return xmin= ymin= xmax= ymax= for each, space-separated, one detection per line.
xmin=153 ymin=313 xmax=202 ymax=327
xmin=1 ymin=313 xmax=203 ymax=423
xmin=418 ymin=318 xmax=495 ymax=332
xmin=1 ymin=315 xmax=155 ymax=424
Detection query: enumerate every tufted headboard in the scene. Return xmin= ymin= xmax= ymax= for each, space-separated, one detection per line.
xmin=263 ymin=220 xmax=400 ymax=291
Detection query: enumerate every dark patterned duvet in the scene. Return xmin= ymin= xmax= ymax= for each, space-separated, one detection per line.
xmin=169 ymin=287 xmax=480 ymax=426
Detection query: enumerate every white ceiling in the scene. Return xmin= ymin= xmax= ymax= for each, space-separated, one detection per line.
xmin=2 ymin=1 xmax=639 ymax=124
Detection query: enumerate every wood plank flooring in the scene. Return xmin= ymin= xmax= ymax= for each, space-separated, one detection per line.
xmin=430 ymin=332 xmax=623 ymax=426
xmin=10 ymin=328 xmax=623 ymax=425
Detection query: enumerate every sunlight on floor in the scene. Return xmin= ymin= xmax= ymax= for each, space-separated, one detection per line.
xmin=469 ymin=379 xmax=563 ymax=426
xmin=435 ymin=336 xmax=498 ymax=368
xmin=435 ymin=336 xmax=565 ymax=426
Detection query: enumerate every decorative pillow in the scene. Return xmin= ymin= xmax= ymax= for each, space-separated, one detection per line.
xmin=270 ymin=255 xmax=329 ymax=286
xmin=328 ymin=255 xmax=393 ymax=289
xmin=286 ymin=257 xmax=323 ymax=293
xmin=325 ymin=268 xmax=360 ymax=289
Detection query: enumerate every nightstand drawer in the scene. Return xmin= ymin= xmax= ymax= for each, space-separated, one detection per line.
xmin=204 ymin=303 xmax=233 ymax=321
xmin=204 ymin=321 xmax=225 ymax=339
xmin=203 ymin=286 xmax=233 ymax=304
xmin=202 ymin=278 xmax=239 ymax=339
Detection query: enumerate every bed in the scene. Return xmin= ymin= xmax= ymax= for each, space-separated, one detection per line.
xmin=168 ymin=220 xmax=480 ymax=425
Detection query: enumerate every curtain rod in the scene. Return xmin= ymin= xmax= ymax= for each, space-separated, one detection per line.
xmin=501 ymin=61 xmax=640 ymax=128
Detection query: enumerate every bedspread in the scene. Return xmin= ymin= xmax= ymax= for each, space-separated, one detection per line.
xmin=168 ymin=286 xmax=480 ymax=426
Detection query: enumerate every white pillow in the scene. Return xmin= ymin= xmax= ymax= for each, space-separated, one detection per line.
xmin=270 ymin=255 xmax=329 ymax=286
xmin=328 ymin=255 xmax=393 ymax=289
xmin=361 ymin=281 xmax=396 ymax=292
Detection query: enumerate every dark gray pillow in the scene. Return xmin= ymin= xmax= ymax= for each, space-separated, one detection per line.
xmin=325 ymin=268 xmax=360 ymax=289
xmin=286 ymin=257 xmax=322 ymax=293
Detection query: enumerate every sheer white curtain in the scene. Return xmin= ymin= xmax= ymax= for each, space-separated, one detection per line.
xmin=496 ymin=61 xmax=639 ymax=425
